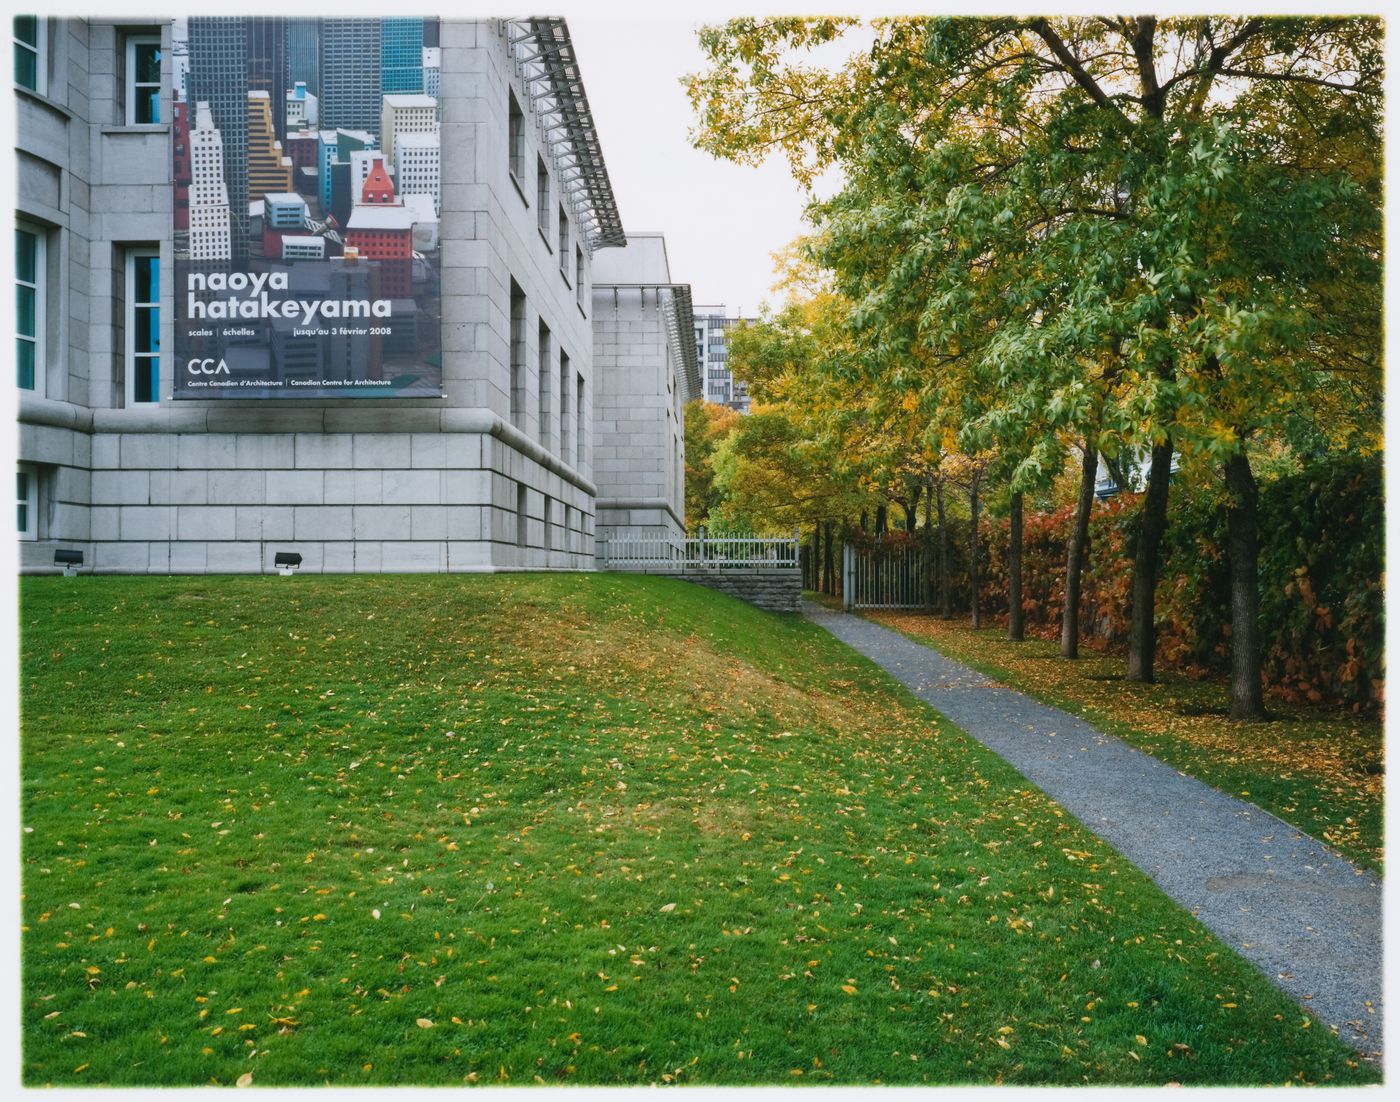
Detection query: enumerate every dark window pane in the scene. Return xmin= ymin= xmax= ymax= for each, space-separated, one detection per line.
xmin=17 ymin=285 xmax=35 ymax=337
xmin=16 ymin=229 xmax=36 ymax=282
xmin=135 ymin=42 xmax=161 ymax=83
xmin=14 ymin=16 xmax=38 ymax=46
xmin=14 ymin=42 xmax=36 ymax=89
xmin=134 ymin=255 xmax=159 ymax=303
xmin=17 ymin=501 xmax=27 ymax=532
xmin=134 ymin=356 xmax=158 ymax=402
xmin=17 ymin=339 xmax=35 ymax=389
xmin=133 ymin=306 xmax=158 ymax=353
xmin=137 ymin=87 xmax=160 ymax=124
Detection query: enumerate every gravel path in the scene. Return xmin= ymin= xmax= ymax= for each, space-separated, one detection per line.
xmin=804 ymin=602 xmax=1383 ymax=1059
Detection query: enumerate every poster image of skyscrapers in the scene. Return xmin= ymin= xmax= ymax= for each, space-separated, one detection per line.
xmin=173 ymin=17 xmax=443 ymax=400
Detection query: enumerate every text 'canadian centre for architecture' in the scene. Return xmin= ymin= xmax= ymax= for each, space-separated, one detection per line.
xmin=16 ymin=16 xmax=698 ymax=573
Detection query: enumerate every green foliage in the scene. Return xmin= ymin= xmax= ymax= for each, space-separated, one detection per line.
xmin=970 ymin=456 xmax=1382 ymax=712
xmin=684 ymin=400 xmax=741 ymax=532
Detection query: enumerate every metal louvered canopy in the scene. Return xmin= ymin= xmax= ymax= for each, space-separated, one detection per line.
xmin=663 ymin=283 xmax=701 ymax=404
xmin=505 ymin=18 xmax=626 ymax=251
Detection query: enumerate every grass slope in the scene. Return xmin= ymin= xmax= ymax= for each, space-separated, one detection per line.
xmin=866 ymin=612 xmax=1383 ymax=873
xmin=20 ymin=574 xmax=1376 ymax=1086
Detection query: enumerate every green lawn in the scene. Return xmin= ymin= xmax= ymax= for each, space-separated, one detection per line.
xmin=20 ymin=574 xmax=1376 ymax=1086
xmin=866 ymin=611 xmax=1384 ymax=873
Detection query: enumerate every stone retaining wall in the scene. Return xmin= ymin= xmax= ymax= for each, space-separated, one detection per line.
xmin=677 ymin=565 xmax=802 ymax=613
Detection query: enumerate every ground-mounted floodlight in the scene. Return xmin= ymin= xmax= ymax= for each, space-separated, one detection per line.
xmin=274 ymin=551 xmax=303 ymax=577
xmin=53 ymin=549 xmax=83 ymax=577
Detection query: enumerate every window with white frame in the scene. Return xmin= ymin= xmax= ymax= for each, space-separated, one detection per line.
xmin=126 ymin=247 xmax=160 ymax=403
xmin=14 ymin=16 xmax=44 ymax=94
xmin=17 ymin=463 xmax=37 ymax=540
xmin=125 ymin=34 xmax=161 ymax=125
xmin=16 ymin=222 xmax=44 ymax=394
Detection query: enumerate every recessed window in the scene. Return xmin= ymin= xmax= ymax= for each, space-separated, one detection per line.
xmin=14 ymin=16 xmax=43 ymax=94
xmin=17 ymin=463 xmax=36 ymax=540
xmin=536 ymin=156 xmax=550 ymax=238
xmin=509 ymin=279 xmax=526 ymax=428
xmin=516 ymin=482 xmax=528 ymax=547
xmin=558 ymin=348 xmax=571 ymax=461
xmin=575 ymin=373 xmax=586 ymax=468
xmin=537 ymin=319 xmax=552 ymax=448
xmin=507 ymin=90 xmax=524 ymax=185
xmin=574 ymin=244 xmax=585 ymax=311
xmin=126 ymin=247 xmax=160 ymax=403
xmin=16 ymin=222 xmax=45 ymax=394
xmin=543 ymin=495 xmax=554 ymax=552
xmin=558 ymin=205 xmax=570 ymax=278
xmin=125 ymin=34 xmax=161 ymax=125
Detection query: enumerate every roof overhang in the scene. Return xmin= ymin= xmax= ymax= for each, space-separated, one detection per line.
xmin=505 ymin=18 xmax=626 ymax=251
xmin=595 ymin=282 xmax=701 ymax=402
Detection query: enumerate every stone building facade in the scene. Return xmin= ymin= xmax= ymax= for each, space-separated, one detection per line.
xmin=591 ymin=235 xmax=698 ymax=546
xmin=16 ymin=16 xmax=692 ymax=574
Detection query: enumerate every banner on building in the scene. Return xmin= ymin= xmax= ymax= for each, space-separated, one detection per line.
xmin=172 ymin=17 xmax=442 ymax=399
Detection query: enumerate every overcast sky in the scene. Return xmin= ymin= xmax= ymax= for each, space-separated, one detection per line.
xmin=567 ymin=17 xmax=834 ymax=318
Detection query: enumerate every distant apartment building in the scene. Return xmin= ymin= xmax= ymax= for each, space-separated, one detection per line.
xmin=245 ymin=16 xmax=288 ymax=143
xmin=172 ymin=100 xmax=191 ymax=229
xmin=286 ymin=81 xmax=318 ymax=130
xmin=394 ymin=133 xmax=440 ymax=213
xmin=246 ymin=90 xmax=293 ymax=202
xmin=286 ymin=19 xmax=319 ymax=94
xmin=423 ymin=47 xmax=441 ymax=98
xmin=280 ymin=235 xmax=326 ymax=261
xmin=693 ymin=306 xmax=752 ymax=412
xmin=17 ymin=17 xmax=696 ymax=574
xmin=187 ymin=17 xmax=251 ymax=254
xmin=187 ymin=102 xmax=233 ymax=260
xmin=381 ymin=18 xmax=426 ymax=93
xmin=319 ymin=18 xmax=382 ymax=135
xmin=380 ymin=93 xmax=437 ymax=163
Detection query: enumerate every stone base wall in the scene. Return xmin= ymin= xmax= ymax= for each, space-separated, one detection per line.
xmin=678 ymin=566 xmax=801 ymax=613
xmin=17 ymin=410 xmax=597 ymax=574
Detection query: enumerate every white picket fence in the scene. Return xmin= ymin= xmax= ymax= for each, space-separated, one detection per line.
xmin=603 ymin=532 xmax=800 ymax=570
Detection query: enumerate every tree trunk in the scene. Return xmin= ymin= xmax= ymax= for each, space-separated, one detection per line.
xmin=1007 ymin=490 xmax=1024 ymax=641
xmin=969 ymin=475 xmax=982 ymax=630
xmin=875 ymin=503 xmax=887 ymax=535
xmin=923 ymin=478 xmax=936 ymax=612
xmin=1226 ymin=451 xmax=1267 ymax=720
xmin=1061 ymin=442 xmax=1098 ymax=658
xmin=937 ymin=480 xmax=951 ymax=619
xmin=817 ymin=523 xmax=828 ymax=593
xmin=809 ymin=525 xmax=819 ymax=592
xmin=1103 ymin=451 xmax=1131 ymax=495
xmin=1126 ymin=438 xmax=1174 ymax=683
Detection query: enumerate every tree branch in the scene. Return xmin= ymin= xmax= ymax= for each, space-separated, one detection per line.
xmin=1025 ymin=18 xmax=1125 ymax=118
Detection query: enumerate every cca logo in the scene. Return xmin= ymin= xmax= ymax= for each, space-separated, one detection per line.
xmin=187 ymin=358 xmax=230 ymax=375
